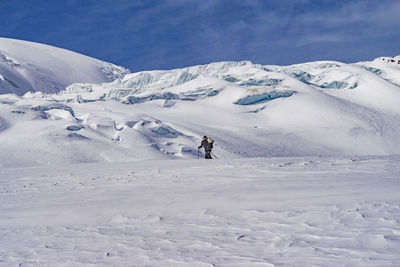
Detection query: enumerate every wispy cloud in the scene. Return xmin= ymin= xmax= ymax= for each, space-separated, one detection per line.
xmin=1 ymin=0 xmax=399 ymax=70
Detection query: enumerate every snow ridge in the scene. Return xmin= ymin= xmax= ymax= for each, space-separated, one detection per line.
xmin=0 ymin=37 xmax=130 ymax=95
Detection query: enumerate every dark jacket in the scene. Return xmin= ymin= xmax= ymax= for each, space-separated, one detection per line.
xmin=199 ymin=139 xmax=213 ymax=152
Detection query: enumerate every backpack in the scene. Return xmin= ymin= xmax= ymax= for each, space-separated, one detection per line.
xmin=206 ymin=137 xmax=214 ymax=148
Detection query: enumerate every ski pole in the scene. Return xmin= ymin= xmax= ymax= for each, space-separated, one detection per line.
xmin=198 ymin=148 xmax=199 ymax=160
xmin=211 ymin=152 xmax=218 ymax=159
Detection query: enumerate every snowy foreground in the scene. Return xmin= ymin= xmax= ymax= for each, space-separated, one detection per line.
xmin=1 ymin=156 xmax=400 ymax=266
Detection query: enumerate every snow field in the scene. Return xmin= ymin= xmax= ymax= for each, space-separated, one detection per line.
xmin=1 ymin=156 xmax=400 ymax=266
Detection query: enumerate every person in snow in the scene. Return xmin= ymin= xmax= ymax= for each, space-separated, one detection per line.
xmin=198 ymin=136 xmax=214 ymax=159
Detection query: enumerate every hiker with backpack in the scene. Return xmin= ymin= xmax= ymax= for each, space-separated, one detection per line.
xmin=198 ymin=136 xmax=214 ymax=159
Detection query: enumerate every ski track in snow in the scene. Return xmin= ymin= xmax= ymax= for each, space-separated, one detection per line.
xmin=1 ymin=156 xmax=400 ymax=266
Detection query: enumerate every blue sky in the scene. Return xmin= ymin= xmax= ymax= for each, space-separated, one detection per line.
xmin=1 ymin=0 xmax=399 ymax=71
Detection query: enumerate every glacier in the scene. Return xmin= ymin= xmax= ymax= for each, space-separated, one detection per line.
xmin=1 ymin=53 xmax=400 ymax=165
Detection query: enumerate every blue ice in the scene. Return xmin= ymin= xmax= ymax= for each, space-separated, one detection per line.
xmin=239 ymin=78 xmax=282 ymax=87
xmin=363 ymin=67 xmax=382 ymax=75
xmin=126 ymin=92 xmax=179 ymax=104
xmin=66 ymin=125 xmax=84 ymax=131
xmin=234 ymin=90 xmax=296 ymax=105
xmin=321 ymin=81 xmax=348 ymax=89
xmin=289 ymin=71 xmax=313 ymax=83
xmin=224 ymin=76 xmax=239 ymax=82
xmin=151 ymin=125 xmax=178 ymax=137
xmin=177 ymin=71 xmax=198 ymax=85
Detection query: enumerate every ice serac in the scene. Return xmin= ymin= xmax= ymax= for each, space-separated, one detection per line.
xmin=0 ymin=37 xmax=130 ymax=95
xmin=63 ymin=56 xmax=400 ymax=114
xmin=63 ymin=60 xmax=294 ymax=105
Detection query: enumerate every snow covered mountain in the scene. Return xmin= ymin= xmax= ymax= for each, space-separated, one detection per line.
xmin=0 ymin=38 xmax=129 ymax=95
xmin=1 ymin=51 xmax=400 ymax=166
xmin=1 ymin=44 xmax=400 ymax=266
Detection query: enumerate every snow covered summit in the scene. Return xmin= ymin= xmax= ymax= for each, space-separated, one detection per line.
xmin=0 ymin=38 xmax=129 ymax=95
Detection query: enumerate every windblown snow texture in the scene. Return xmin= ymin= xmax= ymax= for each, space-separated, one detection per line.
xmin=1 ymin=157 xmax=400 ymax=266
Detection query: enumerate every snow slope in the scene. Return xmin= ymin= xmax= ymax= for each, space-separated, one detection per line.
xmin=1 ymin=156 xmax=400 ymax=266
xmin=1 ymin=56 xmax=400 ymax=166
xmin=0 ymin=38 xmax=129 ymax=95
